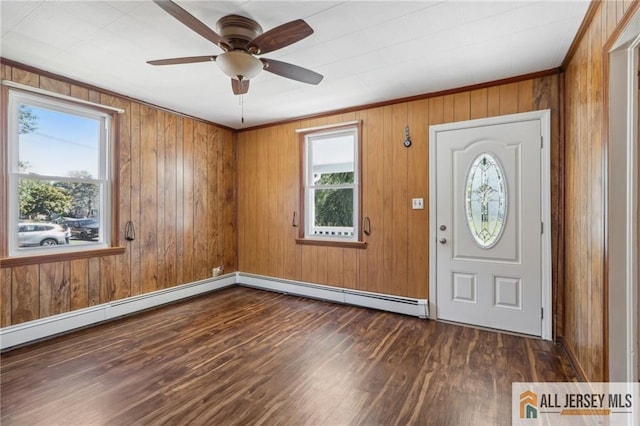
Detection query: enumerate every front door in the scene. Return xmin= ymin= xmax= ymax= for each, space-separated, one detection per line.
xmin=430 ymin=112 xmax=549 ymax=337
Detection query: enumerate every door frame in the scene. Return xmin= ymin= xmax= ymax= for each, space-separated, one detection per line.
xmin=607 ymin=8 xmax=640 ymax=381
xmin=428 ymin=110 xmax=552 ymax=340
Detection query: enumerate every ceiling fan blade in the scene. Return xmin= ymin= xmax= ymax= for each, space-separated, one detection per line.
xmin=147 ymin=55 xmax=216 ymax=66
xmin=262 ymin=58 xmax=323 ymax=85
xmin=231 ymin=79 xmax=250 ymax=95
xmin=247 ymin=20 xmax=313 ymax=55
xmin=153 ymin=0 xmax=227 ymax=49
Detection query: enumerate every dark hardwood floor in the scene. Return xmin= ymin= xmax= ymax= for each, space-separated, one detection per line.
xmin=1 ymin=286 xmax=576 ymax=425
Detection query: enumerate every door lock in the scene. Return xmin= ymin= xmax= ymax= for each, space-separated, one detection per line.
xmin=439 ymin=225 xmax=447 ymax=231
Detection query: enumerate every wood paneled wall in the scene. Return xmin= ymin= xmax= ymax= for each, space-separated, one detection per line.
xmin=237 ymin=76 xmax=562 ymax=311
xmin=0 ymin=63 xmax=237 ymax=327
xmin=562 ymin=0 xmax=637 ymax=382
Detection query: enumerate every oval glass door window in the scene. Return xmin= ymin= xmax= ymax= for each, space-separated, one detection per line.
xmin=465 ymin=152 xmax=508 ymax=248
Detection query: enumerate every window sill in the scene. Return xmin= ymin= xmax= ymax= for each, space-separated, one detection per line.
xmin=295 ymin=238 xmax=367 ymax=249
xmin=0 ymin=246 xmax=126 ymax=268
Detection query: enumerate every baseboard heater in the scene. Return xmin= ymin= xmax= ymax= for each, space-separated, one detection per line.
xmin=237 ymin=272 xmax=429 ymax=319
xmin=1 ymin=272 xmax=428 ymax=351
xmin=0 ymin=274 xmax=236 ymax=351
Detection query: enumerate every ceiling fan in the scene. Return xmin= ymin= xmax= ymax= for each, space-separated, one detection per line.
xmin=147 ymin=0 xmax=323 ymax=95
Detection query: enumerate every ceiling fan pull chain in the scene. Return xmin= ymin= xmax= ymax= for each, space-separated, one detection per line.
xmin=241 ymin=92 xmax=245 ymax=124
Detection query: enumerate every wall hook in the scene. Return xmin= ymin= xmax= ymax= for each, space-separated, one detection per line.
xmin=363 ymin=216 xmax=371 ymax=236
xmin=125 ymin=220 xmax=136 ymax=241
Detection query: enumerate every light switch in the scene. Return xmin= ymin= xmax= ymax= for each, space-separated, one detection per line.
xmin=412 ymin=198 xmax=424 ymax=209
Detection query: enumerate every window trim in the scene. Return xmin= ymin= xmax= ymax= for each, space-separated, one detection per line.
xmin=296 ymin=120 xmax=365 ymax=248
xmin=1 ymin=81 xmax=125 ymax=266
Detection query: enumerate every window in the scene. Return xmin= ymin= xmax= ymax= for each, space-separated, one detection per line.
xmin=6 ymin=87 xmax=115 ymax=257
xmin=464 ymin=152 xmax=508 ymax=249
xmin=299 ymin=122 xmax=364 ymax=246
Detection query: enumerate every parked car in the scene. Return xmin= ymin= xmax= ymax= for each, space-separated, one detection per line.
xmin=65 ymin=218 xmax=100 ymax=240
xmin=18 ymin=223 xmax=69 ymax=247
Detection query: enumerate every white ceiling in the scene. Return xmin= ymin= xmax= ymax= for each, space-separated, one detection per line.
xmin=1 ymin=0 xmax=590 ymax=130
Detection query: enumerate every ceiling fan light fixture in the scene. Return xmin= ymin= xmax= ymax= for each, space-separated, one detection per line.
xmin=216 ymin=51 xmax=263 ymax=80
xmin=149 ymin=2 xmax=323 ymax=95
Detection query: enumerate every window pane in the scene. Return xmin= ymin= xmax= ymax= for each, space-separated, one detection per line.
xmin=17 ymin=177 xmax=102 ymax=248
xmin=313 ymin=171 xmax=354 ymax=185
xmin=18 ymin=178 xmax=100 ymax=219
xmin=310 ymin=133 xmax=354 ymax=177
xmin=464 ymin=152 xmax=507 ymax=248
xmin=18 ymin=104 xmax=101 ymax=178
xmin=314 ymin=188 xmax=354 ymax=228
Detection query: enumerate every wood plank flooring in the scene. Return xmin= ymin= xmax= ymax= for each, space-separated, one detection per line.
xmin=1 ymin=286 xmax=577 ymax=425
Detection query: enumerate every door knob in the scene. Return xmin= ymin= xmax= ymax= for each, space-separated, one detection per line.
xmin=439 ymin=237 xmax=447 ymax=244
xmin=439 ymin=225 xmax=447 ymax=231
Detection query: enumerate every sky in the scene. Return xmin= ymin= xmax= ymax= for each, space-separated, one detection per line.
xmin=18 ymin=105 xmax=100 ymax=178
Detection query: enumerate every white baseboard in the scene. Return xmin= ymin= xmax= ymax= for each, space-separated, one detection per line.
xmin=0 ymin=274 xmax=236 ymax=350
xmin=1 ymin=272 xmax=428 ymax=351
xmin=237 ymin=272 xmax=429 ymax=319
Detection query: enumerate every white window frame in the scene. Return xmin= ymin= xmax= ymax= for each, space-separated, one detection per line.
xmin=300 ymin=122 xmax=361 ymax=243
xmin=6 ymin=88 xmax=112 ymax=257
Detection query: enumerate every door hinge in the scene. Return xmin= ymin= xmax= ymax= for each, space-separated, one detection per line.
xmin=541 ymin=135 xmax=543 ymax=148
xmin=541 ymin=308 xmax=544 ymax=319
xmin=541 ymin=222 xmax=544 ymax=234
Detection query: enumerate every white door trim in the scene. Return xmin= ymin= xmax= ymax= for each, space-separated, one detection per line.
xmin=607 ymin=8 xmax=640 ymax=382
xmin=428 ymin=110 xmax=552 ymax=340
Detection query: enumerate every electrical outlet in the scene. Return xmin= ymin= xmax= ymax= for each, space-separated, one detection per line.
xmin=212 ymin=266 xmax=223 ymax=277
xmin=412 ymin=198 xmax=424 ymax=210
